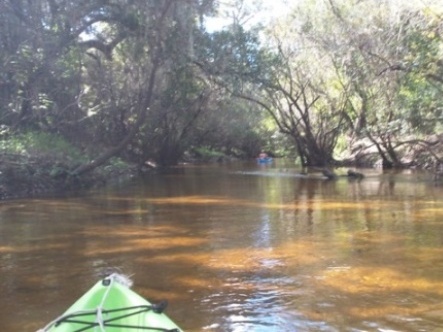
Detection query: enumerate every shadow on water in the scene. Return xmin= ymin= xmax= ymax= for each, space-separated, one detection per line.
xmin=1 ymin=161 xmax=443 ymax=331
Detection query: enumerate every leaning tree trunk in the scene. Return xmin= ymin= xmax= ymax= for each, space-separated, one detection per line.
xmin=72 ymin=2 xmax=173 ymax=176
xmin=72 ymin=54 xmax=162 ymax=176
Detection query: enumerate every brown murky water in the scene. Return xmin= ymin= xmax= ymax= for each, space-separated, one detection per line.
xmin=1 ymin=161 xmax=443 ymax=331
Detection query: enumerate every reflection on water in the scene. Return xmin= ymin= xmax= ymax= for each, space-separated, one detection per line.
xmin=1 ymin=161 xmax=443 ymax=331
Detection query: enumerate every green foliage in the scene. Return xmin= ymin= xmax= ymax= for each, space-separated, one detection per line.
xmin=333 ymin=135 xmax=351 ymax=160
xmin=0 ymin=131 xmax=87 ymax=162
xmin=107 ymin=157 xmax=130 ymax=170
xmin=268 ymin=0 xmax=443 ymax=166
xmin=1 ymin=0 xmax=441 ymax=176
xmin=397 ymin=10 xmax=443 ymax=134
xmin=101 ymin=157 xmax=132 ymax=178
xmin=193 ymin=146 xmax=226 ymax=160
xmin=195 ymin=24 xmax=280 ymax=89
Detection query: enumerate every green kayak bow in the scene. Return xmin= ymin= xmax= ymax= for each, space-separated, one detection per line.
xmin=38 ymin=273 xmax=183 ymax=332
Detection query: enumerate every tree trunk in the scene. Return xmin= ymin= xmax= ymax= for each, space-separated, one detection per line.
xmin=72 ymin=2 xmax=173 ymax=176
xmin=72 ymin=58 xmax=161 ymax=176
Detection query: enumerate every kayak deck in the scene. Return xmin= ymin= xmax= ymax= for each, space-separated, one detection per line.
xmin=39 ymin=274 xmax=183 ymax=332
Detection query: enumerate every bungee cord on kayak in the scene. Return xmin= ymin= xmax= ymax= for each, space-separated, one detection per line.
xmin=37 ymin=273 xmax=182 ymax=332
xmin=45 ymin=305 xmax=175 ymax=331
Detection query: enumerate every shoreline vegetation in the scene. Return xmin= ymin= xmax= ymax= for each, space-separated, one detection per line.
xmin=1 ymin=132 xmax=441 ymax=201
xmin=0 ymin=132 xmax=132 ymax=200
xmin=1 ymin=1 xmax=442 ymax=200
xmin=0 ymin=152 xmax=137 ymax=200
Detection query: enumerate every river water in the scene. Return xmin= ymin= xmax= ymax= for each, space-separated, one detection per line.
xmin=1 ymin=161 xmax=443 ymax=331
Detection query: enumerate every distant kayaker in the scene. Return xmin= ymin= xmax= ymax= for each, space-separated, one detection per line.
xmin=258 ymin=151 xmax=268 ymax=159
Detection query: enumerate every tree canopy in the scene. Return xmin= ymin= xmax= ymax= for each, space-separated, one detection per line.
xmin=1 ymin=0 xmax=442 ymax=179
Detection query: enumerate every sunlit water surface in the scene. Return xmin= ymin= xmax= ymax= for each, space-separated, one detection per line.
xmin=1 ymin=161 xmax=443 ymax=331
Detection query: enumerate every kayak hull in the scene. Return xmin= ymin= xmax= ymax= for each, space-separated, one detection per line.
xmin=257 ymin=157 xmax=273 ymax=164
xmin=40 ymin=274 xmax=183 ymax=332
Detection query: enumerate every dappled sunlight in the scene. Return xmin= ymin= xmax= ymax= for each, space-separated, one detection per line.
xmin=2 ymin=166 xmax=443 ymax=331
xmin=297 ymin=252 xmax=443 ymax=325
xmin=80 ymin=224 xmax=190 ymax=238
xmin=101 ymin=208 xmax=151 ymax=216
xmin=174 ymin=275 xmax=211 ymax=290
xmin=137 ymin=252 xmax=211 ymax=266
xmin=137 ymin=240 xmax=325 ymax=273
xmin=294 ymin=265 xmax=443 ymax=327
xmin=322 ymin=266 xmax=443 ymax=296
xmin=411 ymin=206 xmax=443 ymax=219
xmin=349 ymin=230 xmax=410 ymax=246
xmin=144 ymin=195 xmax=399 ymax=212
xmin=147 ymin=195 xmax=235 ymax=205
xmin=271 ymin=240 xmax=332 ymax=265
xmin=0 ymin=245 xmax=15 ymax=253
xmin=409 ymin=247 xmax=443 ymax=264
xmin=345 ymin=303 xmax=443 ymax=321
xmin=0 ymin=241 xmax=71 ymax=254
xmin=302 ymin=303 xmax=429 ymax=324
xmin=81 ymin=226 xmax=206 ymax=257
xmin=127 ymin=236 xmax=205 ymax=250
xmin=137 ymin=285 xmax=185 ymax=302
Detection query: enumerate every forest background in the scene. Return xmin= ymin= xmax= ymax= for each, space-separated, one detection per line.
xmin=0 ymin=0 xmax=442 ymax=198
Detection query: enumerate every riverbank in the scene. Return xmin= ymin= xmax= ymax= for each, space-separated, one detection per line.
xmin=0 ymin=153 xmax=138 ymax=200
xmin=1 ymin=148 xmax=442 ymax=200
